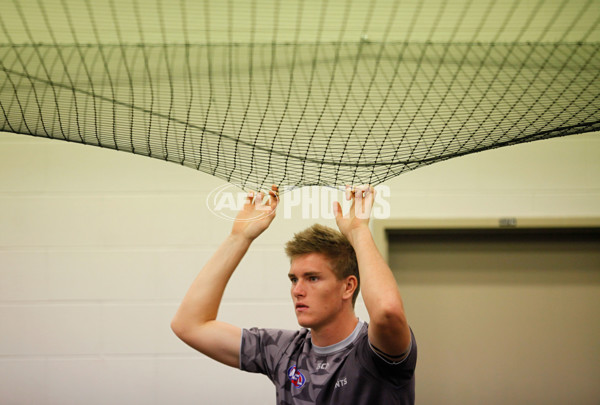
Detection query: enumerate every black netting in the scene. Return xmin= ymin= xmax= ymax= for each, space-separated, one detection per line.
xmin=1 ymin=0 xmax=599 ymax=190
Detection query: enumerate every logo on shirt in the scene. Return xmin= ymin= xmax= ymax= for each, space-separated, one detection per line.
xmin=334 ymin=377 xmax=347 ymax=389
xmin=287 ymin=365 xmax=306 ymax=388
xmin=316 ymin=361 xmax=329 ymax=370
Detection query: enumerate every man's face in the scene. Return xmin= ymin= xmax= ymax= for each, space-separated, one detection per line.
xmin=288 ymin=252 xmax=349 ymax=330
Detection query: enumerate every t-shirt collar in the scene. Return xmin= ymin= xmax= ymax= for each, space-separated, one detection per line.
xmin=311 ymin=320 xmax=365 ymax=355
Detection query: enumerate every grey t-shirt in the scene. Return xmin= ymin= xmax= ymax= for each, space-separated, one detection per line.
xmin=240 ymin=321 xmax=416 ymax=404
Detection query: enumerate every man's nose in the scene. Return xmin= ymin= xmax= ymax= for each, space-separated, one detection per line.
xmin=292 ymin=280 xmax=306 ymax=296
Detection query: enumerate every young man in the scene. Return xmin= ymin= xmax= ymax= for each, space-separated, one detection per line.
xmin=171 ymin=185 xmax=416 ymax=404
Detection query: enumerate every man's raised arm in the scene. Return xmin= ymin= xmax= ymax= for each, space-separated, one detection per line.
xmin=333 ymin=185 xmax=411 ymax=361
xmin=171 ymin=186 xmax=278 ymax=368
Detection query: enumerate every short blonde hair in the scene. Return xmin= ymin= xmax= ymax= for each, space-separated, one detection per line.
xmin=285 ymin=224 xmax=360 ymax=306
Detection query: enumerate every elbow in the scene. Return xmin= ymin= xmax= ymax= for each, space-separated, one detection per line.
xmin=170 ymin=316 xmax=192 ymax=340
xmin=170 ymin=317 xmax=184 ymax=338
xmin=371 ymin=301 xmax=407 ymax=330
xmin=170 ymin=315 xmax=211 ymax=346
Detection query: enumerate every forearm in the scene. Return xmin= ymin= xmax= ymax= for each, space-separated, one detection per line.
xmin=350 ymin=226 xmax=406 ymax=324
xmin=171 ymin=233 xmax=252 ymax=333
xmin=351 ymin=226 xmax=411 ymax=356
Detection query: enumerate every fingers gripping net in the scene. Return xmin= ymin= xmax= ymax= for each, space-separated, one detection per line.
xmin=1 ymin=0 xmax=599 ymax=190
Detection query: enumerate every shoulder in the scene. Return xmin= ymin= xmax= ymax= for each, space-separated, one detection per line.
xmin=354 ymin=324 xmax=416 ymax=381
xmin=365 ymin=325 xmax=416 ymax=365
xmin=240 ymin=327 xmax=310 ymax=376
xmin=241 ymin=327 xmax=311 ymax=358
xmin=242 ymin=327 xmax=309 ymax=346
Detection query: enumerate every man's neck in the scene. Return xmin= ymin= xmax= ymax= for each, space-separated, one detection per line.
xmin=310 ymin=312 xmax=359 ymax=347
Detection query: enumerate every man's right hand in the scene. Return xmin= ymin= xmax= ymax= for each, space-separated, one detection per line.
xmin=231 ymin=185 xmax=279 ymax=241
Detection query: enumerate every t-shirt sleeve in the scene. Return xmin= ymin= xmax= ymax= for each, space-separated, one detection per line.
xmin=240 ymin=327 xmax=297 ymax=381
xmin=359 ymin=327 xmax=417 ymax=386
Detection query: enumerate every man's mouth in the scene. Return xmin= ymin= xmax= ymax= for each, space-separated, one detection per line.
xmin=295 ymin=303 xmax=309 ymax=311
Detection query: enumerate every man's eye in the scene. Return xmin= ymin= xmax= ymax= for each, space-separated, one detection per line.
xmin=309 ymin=276 xmax=318 ymax=282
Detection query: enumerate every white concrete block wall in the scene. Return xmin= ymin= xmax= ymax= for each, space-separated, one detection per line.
xmin=1 ymin=131 xmax=599 ymax=404
xmin=385 ymin=133 xmax=600 ymax=218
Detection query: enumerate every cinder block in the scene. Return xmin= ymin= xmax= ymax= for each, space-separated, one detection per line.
xmin=0 ymin=305 xmax=102 ymax=355
xmin=0 ymin=250 xmax=48 ymax=301
xmin=154 ymin=248 xmax=213 ymax=301
xmin=223 ymin=248 xmax=290 ymax=301
xmin=532 ymin=192 xmax=600 ymax=216
xmin=46 ymin=249 xmax=159 ymax=301
xmin=103 ymin=358 xmax=157 ymax=404
xmin=101 ymin=303 xmax=181 ymax=355
xmin=155 ymin=356 xmax=273 ymax=405
xmin=45 ymin=358 xmax=107 ymax=405
xmin=0 ymin=194 xmax=220 ymax=247
xmin=0 ymin=142 xmax=49 ymax=192
xmin=0 ymin=358 xmax=49 ymax=404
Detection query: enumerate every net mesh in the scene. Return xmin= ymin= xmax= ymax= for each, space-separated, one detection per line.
xmin=1 ymin=0 xmax=599 ymax=189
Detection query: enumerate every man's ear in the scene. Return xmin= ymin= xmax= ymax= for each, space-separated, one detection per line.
xmin=342 ymin=276 xmax=358 ymax=301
